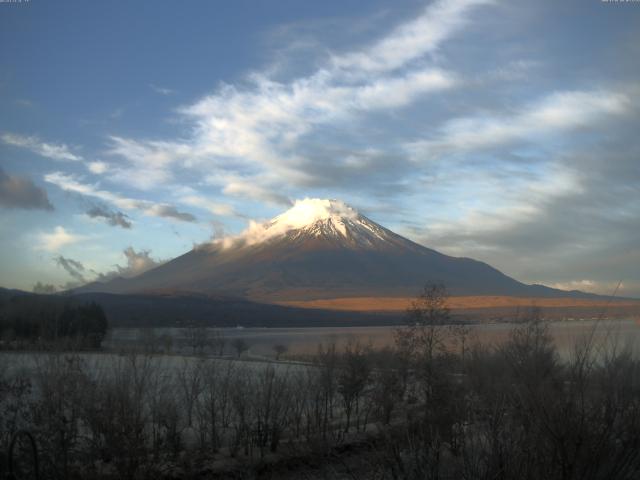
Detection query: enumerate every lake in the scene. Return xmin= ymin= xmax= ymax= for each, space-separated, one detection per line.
xmin=105 ymin=318 xmax=640 ymax=360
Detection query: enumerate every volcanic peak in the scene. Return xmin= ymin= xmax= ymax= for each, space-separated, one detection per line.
xmin=271 ymin=198 xmax=359 ymax=229
xmin=212 ymin=198 xmax=388 ymax=249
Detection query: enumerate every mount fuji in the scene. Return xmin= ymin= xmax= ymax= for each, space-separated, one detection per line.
xmin=76 ymin=198 xmax=593 ymax=303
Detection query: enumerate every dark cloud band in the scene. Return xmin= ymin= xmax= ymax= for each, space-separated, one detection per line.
xmin=0 ymin=167 xmax=54 ymax=211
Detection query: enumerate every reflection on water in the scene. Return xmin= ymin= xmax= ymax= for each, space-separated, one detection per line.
xmin=106 ymin=318 xmax=640 ymax=359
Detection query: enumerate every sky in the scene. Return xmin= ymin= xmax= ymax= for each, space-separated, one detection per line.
xmin=0 ymin=0 xmax=639 ymax=297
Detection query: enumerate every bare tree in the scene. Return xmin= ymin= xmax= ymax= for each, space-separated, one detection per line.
xmin=338 ymin=340 xmax=371 ymax=432
xmin=159 ymin=332 xmax=173 ymax=354
xmin=251 ymin=365 xmax=292 ymax=455
xmin=316 ymin=342 xmax=339 ymax=444
xmin=394 ymin=282 xmax=452 ymax=411
xmin=231 ymin=338 xmax=249 ymax=358
xmin=138 ymin=327 xmax=158 ymax=354
xmin=396 ymin=282 xmax=450 ymax=362
xmin=371 ymin=349 xmax=405 ymax=424
xmin=31 ymin=353 xmax=89 ymax=480
xmin=211 ymin=328 xmax=227 ymax=356
xmin=185 ymin=321 xmax=209 ymax=355
xmin=80 ymin=354 xmax=155 ymax=480
xmin=273 ymin=343 xmax=288 ymax=360
xmin=176 ymin=359 xmax=203 ymax=427
xmin=195 ymin=360 xmax=235 ymax=452
xmin=448 ymin=322 xmax=472 ymax=366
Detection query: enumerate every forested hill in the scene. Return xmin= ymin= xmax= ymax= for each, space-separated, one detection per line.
xmin=0 ymin=288 xmax=108 ymax=347
xmin=0 ymin=288 xmax=401 ymax=328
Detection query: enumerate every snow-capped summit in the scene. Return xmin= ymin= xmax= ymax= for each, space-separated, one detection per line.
xmin=257 ymin=198 xmax=362 ymax=243
xmin=271 ymin=198 xmax=359 ymax=229
xmin=216 ymin=198 xmax=398 ymax=249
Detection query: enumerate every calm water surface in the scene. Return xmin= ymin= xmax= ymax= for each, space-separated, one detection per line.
xmin=106 ymin=318 xmax=640 ymax=359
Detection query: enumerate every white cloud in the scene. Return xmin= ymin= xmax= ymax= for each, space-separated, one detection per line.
xmin=87 ymin=161 xmax=108 ymax=174
xmin=331 ymin=0 xmax=494 ymax=74
xmin=103 ymin=0 xmax=485 ymax=198
xmin=409 ymin=165 xmax=584 ymax=254
xmin=221 ymin=177 xmax=293 ymax=207
xmin=406 ymin=90 xmax=631 ymax=158
xmin=54 ymin=248 xmax=166 ymax=285
xmin=545 ymin=279 xmax=624 ymax=296
xmin=106 ymin=136 xmax=191 ymax=190
xmin=35 ymin=226 xmax=85 ymax=252
xmin=44 ymin=172 xmax=197 ymax=222
xmin=178 ymin=66 xmax=457 ymax=176
xmin=97 ymin=247 xmax=166 ymax=281
xmin=180 ymin=195 xmax=237 ymax=217
xmin=149 ymin=84 xmax=174 ymax=95
xmin=44 ymin=171 xmax=138 ymax=209
xmin=1 ymin=132 xmax=82 ymax=161
xmin=349 ymin=69 xmax=457 ymax=110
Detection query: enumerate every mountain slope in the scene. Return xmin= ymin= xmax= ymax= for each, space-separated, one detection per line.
xmin=76 ymin=199 xmax=598 ymax=301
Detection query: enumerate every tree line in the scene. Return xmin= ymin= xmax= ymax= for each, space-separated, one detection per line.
xmin=0 ymin=293 xmax=108 ymax=349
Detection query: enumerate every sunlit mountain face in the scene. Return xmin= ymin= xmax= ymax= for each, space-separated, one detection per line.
xmin=75 ymin=198 xmax=595 ymax=302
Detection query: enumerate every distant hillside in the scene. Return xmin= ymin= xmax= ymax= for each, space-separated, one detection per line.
xmin=2 ymin=288 xmax=638 ymax=329
xmin=70 ymin=291 xmax=403 ymax=328
xmin=0 ymin=288 xmax=400 ymax=328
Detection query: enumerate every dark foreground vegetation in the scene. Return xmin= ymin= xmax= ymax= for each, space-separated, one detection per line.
xmin=1 ymin=285 xmax=640 ymax=479
xmin=0 ymin=293 xmax=108 ymax=349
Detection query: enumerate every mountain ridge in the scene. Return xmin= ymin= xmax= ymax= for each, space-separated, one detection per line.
xmin=74 ymin=198 xmax=615 ymax=302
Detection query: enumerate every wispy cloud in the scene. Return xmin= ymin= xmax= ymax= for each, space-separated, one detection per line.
xmin=176 ymin=66 xmax=457 ymax=181
xmin=145 ymin=204 xmax=196 ymax=222
xmin=106 ymin=136 xmax=190 ymax=189
xmin=406 ymin=90 xmax=631 ymax=159
xmin=44 ymin=171 xmax=197 ymax=222
xmin=44 ymin=171 xmax=140 ymax=209
xmin=55 ymin=255 xmax=87 ymax=283
xmin=35 ymin=226 xmax=85 ymax=252
xmin=547 ymin=279 xmax=622 ymax=295
xmin=48 ymin=247 xmax=165 ymax=286
xmin=109 ymin=107 xmax=125 ymax=119
xmin=179 ymin=195 xmax=238 ymax=217
xmin=411 ymin=165 xmax=584 ymax=252
xmin=87 ymin=161 xmax=108 ymax=174
xmin=331 ymin=0 xmax=494 ymax=74
xmin=217 ymin=176 xmax=293 ymax=207
xmin=103 ymin=0 xmax=487 ymax=199
xmin=1 ymin=132 xmax=82 ymax=161
xmin=49 ymin=248 xmax=166 ymax=287
xmin=149 ymin=84 xmax=174 ymax=95
xmin=96 ymin=247 xmax=165 ymax=281
xmin=0 ymin=167 xmax=54 ymax=211
xmin=14 ymin=99 xmax=34 ymax=108
xmin=405 ymin=139 xmax=640 ymax=294
xmin=86 ymin=205 xmax=132 ymax=229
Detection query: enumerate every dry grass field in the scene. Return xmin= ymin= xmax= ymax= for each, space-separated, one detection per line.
xmin=276 ymin=295 xmax=640 ymax=313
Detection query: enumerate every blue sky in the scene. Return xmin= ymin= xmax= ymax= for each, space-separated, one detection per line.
xmin=1 ymin=0 xmax=639 ymax=296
